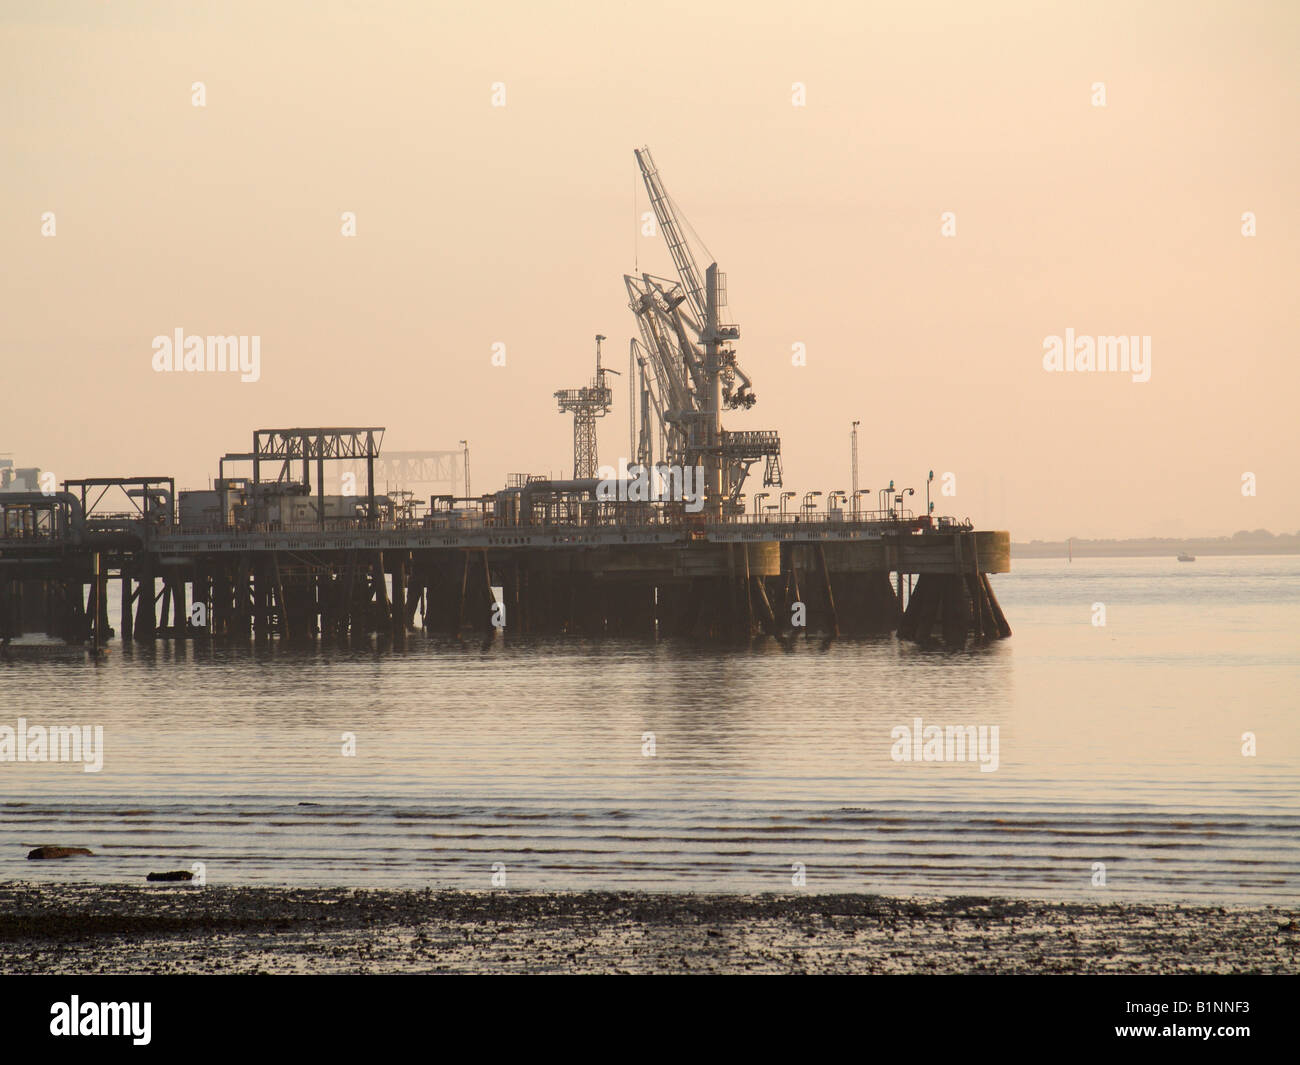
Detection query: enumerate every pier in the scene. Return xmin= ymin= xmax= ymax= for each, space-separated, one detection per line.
xmin=0 ymin=457 xmax=1009 ymax=649
xmin=1 ymin=148 xmax=1011 ymax=651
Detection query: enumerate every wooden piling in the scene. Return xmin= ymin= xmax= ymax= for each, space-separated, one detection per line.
xmin=981 ymin=574 xmax=1012 ymax=638
xmin=271 ymin=554 xmax=290 ymax=639
xmin=965 ymin=572 xmax=985 ymax=640
xmin=173 ymin=574 xmax=186 ymax=640
xmin=391 ymin=554 xmax=407 ymax=636
xmin=341 ymin=550 xmax=357 ymax=638
xmin=90 ymin=554 xmax=103 ymax=651
xmin=404 ymin=564 xmax=422 ymax=631
xmin=481 ymin=550 xmax=495 ymax=632
xmin=939 ymin=575 xmax=968 ymax=649
xmin=119 ymin=571 xmax=133 ymax=643
xmin=817 ymin=544 xmax=840 ymax=638
xmin=373 ymin=552 xmax=390 ymax=630
xmin=752 ymin=574 xmax=777 ymax=635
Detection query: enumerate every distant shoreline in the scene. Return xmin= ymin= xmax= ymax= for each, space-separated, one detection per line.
xmin=1012 ymin=542 xmax=1300 ymax=560
xmin=1 ymin=882 xmax=1293 ymax=975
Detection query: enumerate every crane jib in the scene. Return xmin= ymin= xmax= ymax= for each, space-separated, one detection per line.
xmin=627 ymin=147 xmax=783 ymax=514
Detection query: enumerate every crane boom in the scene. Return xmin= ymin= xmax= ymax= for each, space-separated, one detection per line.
xmin=624 ymin=148 xmax=782 ymax=515
xmin=635 ymin=148 xmax=709 ymax=326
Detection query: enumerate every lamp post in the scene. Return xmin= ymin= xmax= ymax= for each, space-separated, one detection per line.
xmin=828 ymin=490 xmax=847 ymax=519
xmin=854 ymin=488 xmax=871 ymax=520
xmin=925 ymin=470 xmax=934 ymax=519
xmin=801 ymin=491 xmax=822 ymax=519
xmin=894 ymin=487 xmax=915 ymax=519
xmin=753 ymin=491 xmax=769 ymax=519
xmin=779 ymin=491 xmax=796 ymax=518
xmin=458 ymin=440 xmax=470 ymax=503
xmin=850 ymin=420 xmax=860 ymax=515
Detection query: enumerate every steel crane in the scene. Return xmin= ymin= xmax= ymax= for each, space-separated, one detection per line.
xmin=624 ymin=147 xmax=781 ymax=517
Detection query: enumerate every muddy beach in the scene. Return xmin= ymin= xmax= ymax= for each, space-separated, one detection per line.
xmin=1 ymin=882 xmax=1295 ymax=975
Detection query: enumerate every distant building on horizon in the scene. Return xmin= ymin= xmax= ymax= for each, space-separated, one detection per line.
xmin=0 ymin=459 xmax=42 ymax=493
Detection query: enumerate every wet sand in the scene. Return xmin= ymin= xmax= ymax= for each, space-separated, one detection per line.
xmin=0 ymin=882 xmax=1295 ymax=974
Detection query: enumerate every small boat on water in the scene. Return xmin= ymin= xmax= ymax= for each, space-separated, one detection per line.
xmin=1177 ymin=552 xmax=1196 ymax=562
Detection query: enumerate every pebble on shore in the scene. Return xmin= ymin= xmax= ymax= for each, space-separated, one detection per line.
xmin=26 ymin=847 xmax=93 ymax=860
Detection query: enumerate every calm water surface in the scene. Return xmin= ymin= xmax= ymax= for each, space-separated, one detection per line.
xmin=2 ymin=556 xmax=1297 ymax=902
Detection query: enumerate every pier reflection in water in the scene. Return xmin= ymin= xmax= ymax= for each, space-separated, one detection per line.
xmin=1 ymin=557 xmax=1296 ymax=904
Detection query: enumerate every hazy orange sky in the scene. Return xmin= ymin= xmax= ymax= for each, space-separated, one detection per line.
xmin=2 ymin=0 xmax=1296 ymax=539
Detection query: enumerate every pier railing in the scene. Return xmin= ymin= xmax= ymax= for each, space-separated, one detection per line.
xmin=2 ymin=508 xmax=975 ymax=544
xmin=145 ymin=512 xmax=967 ymax=537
